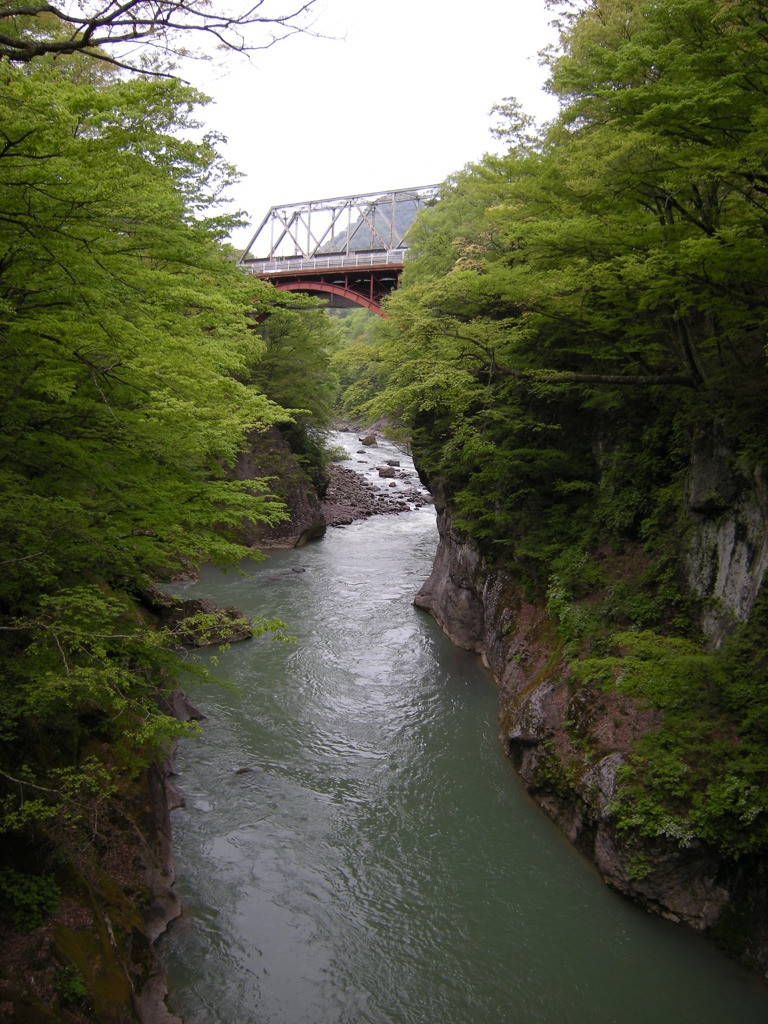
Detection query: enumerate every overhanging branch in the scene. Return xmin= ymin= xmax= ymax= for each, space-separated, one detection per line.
xmin=0 ymin=0 xmax=320 ymax=71
xmin=438 ymin=325 xmax=697 ymax=389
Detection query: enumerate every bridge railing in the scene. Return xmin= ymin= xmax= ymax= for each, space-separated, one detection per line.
xmin=240 ymin=249 xmax=407 ymax=276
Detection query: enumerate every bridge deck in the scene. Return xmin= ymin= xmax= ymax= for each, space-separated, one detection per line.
xmin=240 ymin=249 xmax=406 ymax=277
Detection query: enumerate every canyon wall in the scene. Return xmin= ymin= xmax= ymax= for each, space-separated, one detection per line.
xmin=414 ymin=467 xmax=768 ymax=978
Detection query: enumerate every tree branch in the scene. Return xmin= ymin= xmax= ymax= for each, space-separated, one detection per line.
xmin=437 ymin=325 xmax=697 ymax=388
xmin=0 ymin=0 xmax=321 ymax=72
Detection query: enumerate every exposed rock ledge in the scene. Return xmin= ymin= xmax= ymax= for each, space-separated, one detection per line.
xmin=414 ymin=481 xmax=768 ymax=979
xmin=232 ymin=426 xmax=327 ymax=549
xmin=0 ymin=691 xmax=200 ymax=1024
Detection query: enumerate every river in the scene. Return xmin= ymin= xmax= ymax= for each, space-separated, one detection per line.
xmin=160 ymin=433 xmax=768 ymax=1024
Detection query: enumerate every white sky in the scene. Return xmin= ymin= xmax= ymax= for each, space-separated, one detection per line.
xmin=188 ymin=1 xmax=561 ymax=249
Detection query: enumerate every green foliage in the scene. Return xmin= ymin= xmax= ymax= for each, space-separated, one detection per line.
xmin=576 ymin=613 xmax=768 ymax=857
xmin=625 ymin=852 xmax=652 ymax=882
xmin=245 ymin=298 xmax=342 ymax=490
xmin=55 ymin=965 xmax=88 ymax=1006
xmin=601 ymin=568 xmax=675 ymax=631
xmin=0 ymin=54 xmax=297 ymax=842
xmin=250 ymin=303 xmax=339 ymax=427
xmin=330 ymin=309 xmax=389 ymax=422
xmin=369 ymin=0 xmax=768 ymax=558
xmin=546 ymin=549 xmax=606 ymax=656
xmin=0 ymin=868 xmax=61 ymax=932
xmin=575 ymin=629 xmax=717 ymax=706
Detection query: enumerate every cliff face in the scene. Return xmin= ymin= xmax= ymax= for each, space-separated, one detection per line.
xmin=685 ymin=438 xmax=768 ymax=639
xmin=232 ymin=426 xmax=327 ymax=549
xmin=0 ymin=754 xmax=185 ymax=1024
xmin=414 ymin=473 xmax=768 ymax=977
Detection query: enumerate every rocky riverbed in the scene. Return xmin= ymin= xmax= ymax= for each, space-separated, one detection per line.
xmin=321 ymin=451 xmax=431 ymax=527
xmin=233 ymin=428 xmax=432 ymax=549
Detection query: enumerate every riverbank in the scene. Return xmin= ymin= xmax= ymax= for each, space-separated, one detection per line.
xmin=414 ymin=479 xmax=768 ymax=982
xmin=0 ymin=753 xmax=183 ymax=1024
xmin=321 ymin=440 xmax=431 ymax=526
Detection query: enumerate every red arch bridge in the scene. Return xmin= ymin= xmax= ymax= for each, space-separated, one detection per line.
xmin=238 ymin=185 xmax=439 ymax=316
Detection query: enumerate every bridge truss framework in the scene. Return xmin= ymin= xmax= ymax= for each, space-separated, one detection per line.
xmin=239 ymin=185 xmax=440 ymax=261
xmin=238 ymin=185 xmax=440 ymax=314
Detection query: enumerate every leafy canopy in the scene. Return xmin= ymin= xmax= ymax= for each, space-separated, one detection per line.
xmin=0 ymin=53 xmax=299 ymax=839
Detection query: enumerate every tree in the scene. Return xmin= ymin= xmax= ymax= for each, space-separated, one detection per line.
xmin=543 ymin=0 xmax=768 ymax=393
xmin=0 ymin=0 xmax=317 ymax=73
xmin=330 ymin=309 xmax=388 ymax=422
xmin=250 ymin=301 xmax=339 ymax=426
xmin=372 ymin=0 xmax=768 ymax=561
xmin=0 ymin=54 xmax=292 ymax=839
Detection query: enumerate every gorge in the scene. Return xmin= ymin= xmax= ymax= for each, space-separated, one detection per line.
xmin=157 ymin=432 xmax=768 ymax=1023
xmin=2 ymin=2 xmax=768 ymax=1020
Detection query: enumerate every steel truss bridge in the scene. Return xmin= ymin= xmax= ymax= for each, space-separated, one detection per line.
xmin=238 ymin=185 xmax=439 ymax=315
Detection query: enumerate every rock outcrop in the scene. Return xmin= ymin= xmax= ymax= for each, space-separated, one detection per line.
xmin=0 ymin=609 xmax=232 ymax=1024
xmin=414 ymin=477 xmax=768 ymax=977
xmin=232 ymin=426 xmax=327 ymax=549
xmin=141 ymin=588 xmax=255 ymax=646
xmin=685 ymin=437 xmax=768 ymax=639
xmin=0 ymin=739 xmax=189 ymax=1024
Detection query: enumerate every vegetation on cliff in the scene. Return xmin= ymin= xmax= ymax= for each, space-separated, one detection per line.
xmin=0 ymin=8 xmax=331 ymax=1017
xmin=339 ymin=0 xmax=768 ymax=864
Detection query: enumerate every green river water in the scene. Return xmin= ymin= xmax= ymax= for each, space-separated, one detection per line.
xmin=160 ymin=433 xmax=768 ymax=1024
